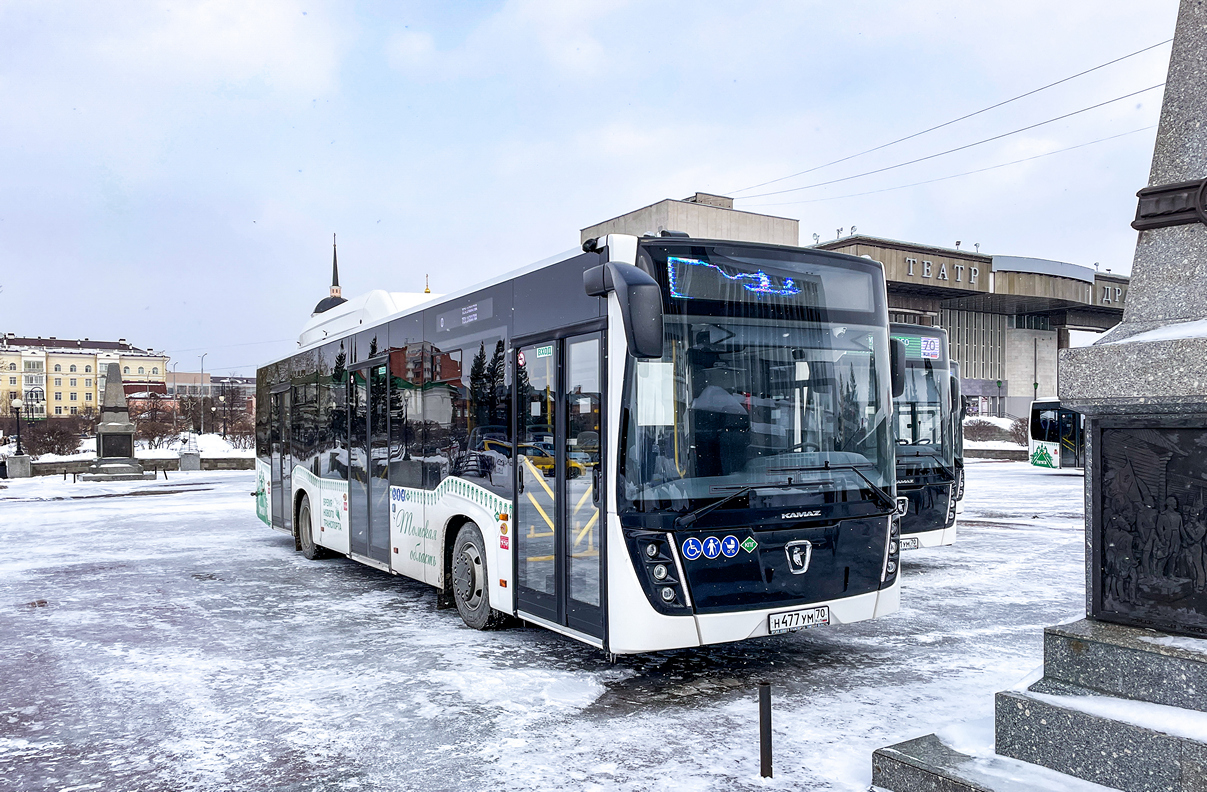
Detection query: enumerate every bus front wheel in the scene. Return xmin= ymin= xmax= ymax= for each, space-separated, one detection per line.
xmin=451 ymin=522 xmax=503 ymax=630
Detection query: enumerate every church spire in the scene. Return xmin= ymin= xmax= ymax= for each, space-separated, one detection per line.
xmin=331 ymin=233 xmax=342 ymax=298
xmin=312 ymin=233 xmax=349 ymax=315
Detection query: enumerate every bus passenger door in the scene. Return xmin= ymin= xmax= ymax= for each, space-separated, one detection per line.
xmin=514 ymin=333 xmax=604 ymax=640
xmin=1060 ymin=409 xmax=1083 ymax=469
xmin=270 ymin=389 xmax=291 ymax=534
xmin=350 ymin=363 xmax=391 ymax=564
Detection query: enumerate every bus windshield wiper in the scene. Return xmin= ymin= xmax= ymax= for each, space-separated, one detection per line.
xmin=673 ymin=481 xmax=804 ymax=529
xmin=904 ymin=451 xmax=956 ymax=482
xmin=771 ymin=461 xmax=895 ymax=513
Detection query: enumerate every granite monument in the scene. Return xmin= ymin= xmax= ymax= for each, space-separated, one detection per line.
xmin=874 ymin=3 xmax=1207 ymax=789
xmin=83 ymin=363 xmax=155 ymax=481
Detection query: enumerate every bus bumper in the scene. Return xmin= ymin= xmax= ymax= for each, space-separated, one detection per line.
xmin=901 ymin=523 xmax=957 ymax=549
xmin=693 ymin=582 xmax=900 ymax=648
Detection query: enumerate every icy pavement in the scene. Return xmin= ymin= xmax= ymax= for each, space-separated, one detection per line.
xmin=0 ymin=461 xmax=1087 ymax=791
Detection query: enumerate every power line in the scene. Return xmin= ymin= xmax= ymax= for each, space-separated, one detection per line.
xmin=735 ymin=83 xmax=1164 ymax=200
xmin=161 ymin=338 xmax=294 ymax=356
xmin=742 ymin=125 xmax=1158 ymax=209
xmin=729 ymin=37 xmax=1172 ymax=195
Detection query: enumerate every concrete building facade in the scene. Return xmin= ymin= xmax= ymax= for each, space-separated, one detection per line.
xmin=581 ymin=195 xmax=1128 ymax=419
xmin=0 ymin=335 xmax=169 ymax=420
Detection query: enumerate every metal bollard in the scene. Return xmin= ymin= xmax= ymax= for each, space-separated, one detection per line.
xmin=759 ymin=681 xmax=772 ymax=778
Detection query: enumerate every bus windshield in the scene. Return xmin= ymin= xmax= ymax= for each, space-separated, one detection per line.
xmin=619 ymin=315 xmax=892 ymax=511
xmin=895 ymin=362 xmax=953 ymax=461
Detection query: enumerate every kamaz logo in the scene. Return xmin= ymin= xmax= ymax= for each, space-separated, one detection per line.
xmin=897 ymin=479 xmax=916 ymax=485
xmin=782 ymin=510 xmax=821 ymax=520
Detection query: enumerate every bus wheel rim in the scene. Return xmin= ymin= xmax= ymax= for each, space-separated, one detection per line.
xmin=453 ymin=542 xmax=482 ymax=609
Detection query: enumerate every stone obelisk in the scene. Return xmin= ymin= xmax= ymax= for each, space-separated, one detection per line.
xmin=83 ymin=363 xmax=154 ymax=481
xmin=874 ymin=3 xmax=1207 ymax=790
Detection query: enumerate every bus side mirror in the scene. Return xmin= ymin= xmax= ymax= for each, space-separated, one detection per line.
xmin=890 ymin=338 xmax=906 ymax=398
xmin=951 ymin=373 xmax=964 ymax=418
xmin=584 ymin=262 xmax=664 ymax=359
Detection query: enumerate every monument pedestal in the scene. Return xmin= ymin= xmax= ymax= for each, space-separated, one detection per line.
xmin=6 ymin=454 xmax=31 ymax=478
xmin=875 ymin=619 xmax=1207 ymax=791
xmin=179 ymin=451 xmax=201 ymax=471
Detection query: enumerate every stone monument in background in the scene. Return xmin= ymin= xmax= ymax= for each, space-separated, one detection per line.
xmin=82 ymin=363 xmax=154 ymax=481
xmin=874 ymin=2 xmax=1207 ymax=789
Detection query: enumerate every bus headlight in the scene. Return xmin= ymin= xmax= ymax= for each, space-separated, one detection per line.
xmin=653 ymin=564 xmax=668 ymax=581
xmin=886 ymin=560 xmax=897 ymax=575
xmin=660 ymin=586 xmax=676 ymax=603
xmin=645 ymin=542 xmax=660 ymax=559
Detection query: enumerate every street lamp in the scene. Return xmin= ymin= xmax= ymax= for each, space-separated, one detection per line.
xmin=171 ymin=362 xmax=179 ymax=435
xmin=199 ymin=353 xmax=208 ymax=435
xmin=10 ymin=397 xmax=23 ymax=456
xmin=218 ymin=393 xmax=227 ymax=438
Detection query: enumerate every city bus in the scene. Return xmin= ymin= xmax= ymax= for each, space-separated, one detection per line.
xmin=255 ymin=233 xmax=906 ymax=654
xmin=1029 ymin=399 xmax=1084 ymax=470
xmin=950 ymin=361 xmax=967 ymax=515
xmin=889 ymin=324 xmax=958 ymax=548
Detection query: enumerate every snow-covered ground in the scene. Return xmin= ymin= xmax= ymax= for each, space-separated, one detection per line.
xmin=0 ymin=461 xmax=1087 ymax=791
xmin=0 ymin=432 xmax=253 ymax=461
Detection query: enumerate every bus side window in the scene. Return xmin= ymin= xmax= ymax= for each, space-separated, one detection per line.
xmin=320 ymin=339 xmax=349 ymax=481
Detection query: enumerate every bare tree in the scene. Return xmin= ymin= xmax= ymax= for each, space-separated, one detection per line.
xmin=132 ymin=393 xmax=179 ymax=449
xmin=22 ymin=421 xmax=83 ymax=457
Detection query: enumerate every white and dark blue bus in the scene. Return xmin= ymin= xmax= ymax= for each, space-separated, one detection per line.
xmin=889 ymin=324 xmax=958 ymax=548
xmin=255 ymin=233 xmax=907 ymax=653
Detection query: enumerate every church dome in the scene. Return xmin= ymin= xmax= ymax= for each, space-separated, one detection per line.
xmin=313 ymin=294 xmax=348 ymax=314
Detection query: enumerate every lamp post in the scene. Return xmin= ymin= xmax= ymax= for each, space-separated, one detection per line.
xmin=199 ymin=353 xmax=207 ymax=435
xmin=10 ymin=397 xmax=23 ymax=456
xmin=171 ymin=362 xmax=179 ymax=435
xmin=218 ymin=392 xmax=227 ymax=438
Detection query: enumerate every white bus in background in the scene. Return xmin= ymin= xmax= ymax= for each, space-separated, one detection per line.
xmin=1029 ymin=399 xmax=1084 ymax=470
xmin=256 ymin=233 xmax=908 ymax=654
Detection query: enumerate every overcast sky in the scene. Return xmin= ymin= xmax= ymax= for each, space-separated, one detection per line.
xmin=0 ymin=0 xmax=1181 ymax=375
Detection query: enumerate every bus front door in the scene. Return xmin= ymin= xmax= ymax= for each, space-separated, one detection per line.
xmin=1060 ymin=409 xmax=1083 ymax=469
xmin=270 ymin=389 xmax=291 ymax=534
xmin=350 ymin=363 xmax=391 ymax=564
xmin=515 ymin=333 xmax=604 ymax=640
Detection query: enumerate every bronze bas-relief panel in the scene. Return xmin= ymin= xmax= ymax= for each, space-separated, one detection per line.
xmin=1096 ymin=420 xmax=1207 ymax=637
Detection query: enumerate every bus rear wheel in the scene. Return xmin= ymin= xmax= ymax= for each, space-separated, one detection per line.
xmin=451 ymin=522 xmax=503 ymax=630
xmin=298 ymin=495 xmax=326 ymax=560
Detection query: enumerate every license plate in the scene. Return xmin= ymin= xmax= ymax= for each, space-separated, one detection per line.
xmin=900 ymin=537 xmax=920 ymax=550
xmin=768 ymin=606 xmax=830 ymax=635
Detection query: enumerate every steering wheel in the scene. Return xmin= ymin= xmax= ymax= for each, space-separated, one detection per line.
xmin=785 ymin=440 xmax=821 ymax=453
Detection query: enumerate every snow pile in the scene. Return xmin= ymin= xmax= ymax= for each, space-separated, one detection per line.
xmin=1110 ymin=318 xmax=1207 ymax=345
xmin=1139 ymin=633 xmax=1207 ymax=655
xmin=964 ymin=440 xmax=1025 ymax=450
xmin=965 ymin=416 xmax=1016 ymax=431
xmin=1027 ymin=689 xmax=1207 ymax=742
xmin=2 ymin=433 xmax=253 ymax=461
